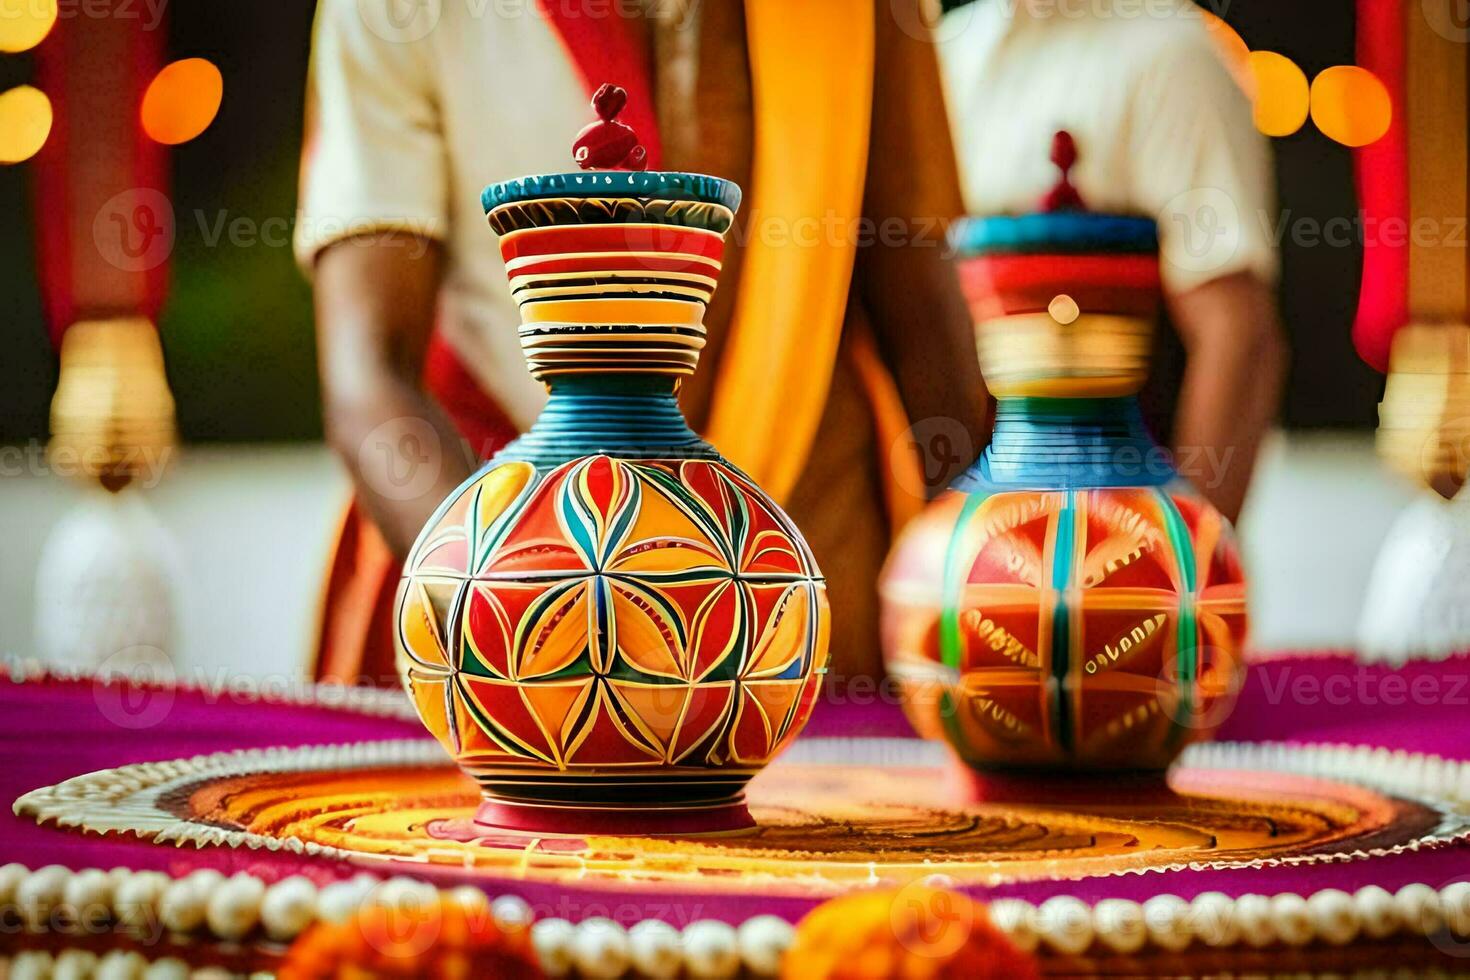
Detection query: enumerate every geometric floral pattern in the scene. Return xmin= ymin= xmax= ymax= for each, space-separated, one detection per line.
xmin=397 ymin=454 xmax=830 ymax=782
xmin=881 ymin=483 xmax=1247 ymax=771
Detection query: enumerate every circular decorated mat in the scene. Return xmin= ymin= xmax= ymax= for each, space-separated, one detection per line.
xmin=17 ymin=738 xmax=1470 ymax=900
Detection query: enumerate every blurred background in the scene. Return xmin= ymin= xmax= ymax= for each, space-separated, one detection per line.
xmin=0 ymin=1 xmax=1416 ymax=678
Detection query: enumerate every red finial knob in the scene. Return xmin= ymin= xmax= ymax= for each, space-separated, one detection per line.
xmin=1040 ymin=130 xmax=1085 ymax=212
xmin=572 ymin=82 xmax=648 ymax=172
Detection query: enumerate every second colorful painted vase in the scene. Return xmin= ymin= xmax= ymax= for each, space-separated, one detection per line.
xmin=880 ymin=142 xmax=1247 ymax=771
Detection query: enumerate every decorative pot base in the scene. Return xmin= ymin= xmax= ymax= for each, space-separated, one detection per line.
xmin=451 ymin=794 xmax=756 ymax=837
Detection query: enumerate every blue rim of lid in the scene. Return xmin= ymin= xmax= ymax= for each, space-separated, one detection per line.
xmin=482 ymin=171 xmax=742 ymax=214
xmin=951 ymin=212 xmax=1158 ymax=256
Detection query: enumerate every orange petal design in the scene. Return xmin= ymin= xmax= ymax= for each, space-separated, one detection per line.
xmin=516 ymin=582 xmax=591 ymax=679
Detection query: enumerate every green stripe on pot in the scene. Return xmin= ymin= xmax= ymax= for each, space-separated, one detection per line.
xmin=1153 ymin=487 xmax=1198 ymax=747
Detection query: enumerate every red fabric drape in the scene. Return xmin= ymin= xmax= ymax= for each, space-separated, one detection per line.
xmin=1352 ymin=0 xmax=1410 ymax=374
xmin=32 ymin=8 xmax=169 ymax=347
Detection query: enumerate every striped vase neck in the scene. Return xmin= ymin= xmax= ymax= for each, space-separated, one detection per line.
xmin=485 ymin=172 xmax=738 ymax=383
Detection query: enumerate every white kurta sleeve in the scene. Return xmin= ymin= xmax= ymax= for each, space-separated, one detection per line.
xmin=1127 ymin=28 xmax=1279 ymax=295
xmin=294 ymin=0 xmax=448 ymax=272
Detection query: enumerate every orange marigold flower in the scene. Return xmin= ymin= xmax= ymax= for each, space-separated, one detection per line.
xmin=279 ymin=896 xmax=541 ymax=980
xmin=782 ymin=886 xmax=1039 ymax=980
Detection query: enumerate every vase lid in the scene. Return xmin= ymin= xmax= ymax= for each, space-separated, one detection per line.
xmin=482 ymin=82 xmax=741 ymax=215
xmin=482 ymin=170 xmax=742 ymax=214
xmin=952 ymin=131 xmax=1157 ymax=257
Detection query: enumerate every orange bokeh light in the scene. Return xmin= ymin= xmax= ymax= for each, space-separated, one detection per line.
xmin=141 ymin=58 xmax=223 ymax=145
xmin=1247 ymin=51 xmax=1309 ymax=138
xmin=0 ymin=85 xmax=53 ymax=164
xmin=0 ymin=0 xmax=57 ymax=53
xmin=1311 ymin=65 xmax=1392 ymax=147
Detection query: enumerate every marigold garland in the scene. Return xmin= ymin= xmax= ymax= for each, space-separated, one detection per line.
xmin=781 ymin=886 xmax=1040 ymax=980
xmin=279 ymin=897 xmax=541 ymax=979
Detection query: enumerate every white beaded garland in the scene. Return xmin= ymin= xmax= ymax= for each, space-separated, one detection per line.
xmin=491 ymin=893 xmax=535 ymax=931
xmin=682 ymin=919 xmax=741 ymax=979
xmin=1232 ymin=893 xmax=1276 ymax=948
xmin=96 ymin=948 xmax=147 ymax=980
xmin=260 ymin=876 xmax=319 ymax=942
xmin=9 ymin=950 xmax=54 ymax=980
xmin=1269 ymin=892 xmax=1313 ymax=946
xmin=446 ymin=884 xmax=490 ymax=917
xmin=986 ymin=899 xmax=1039 ymax=953
xmin=570 ymin=916 xmax=630 ymax=979
xmin=158 ymin=876 xmax=209 ymax=934
xmin=61 ymin=867 xmax=114 ymax=931
xmin=370 ymin=875 xmax=437 ymax=912
xmin=531 ymin=916 xmax=577 ymax=977
xmin=14 ymin=857 xmax=1470 ymax=963
xmin=317 ymin=877 xmax=375 ymax=925
xmin=141 ymin=955 xmax=190 ymax=980
xmin=1305 ymin=888 xmax=1359 ymax=946
xmin=0 ymin=862 xmax=30 ymax=906
xmin=1352 ymin=884 xmax=1400 ymax=940
xmin=1395 ymin=882 xmax=1446 ymax=936
xmin=628 ymin=917 xmax=683 ymax=979
xmin=1441 ymin=880 xmax=1470 ymax=936
xmin=1091 ymin=898 xmax=1147 ymax=954
xmin=1188 ymin=891 xmax=1240 ymax=948
xmin=17 ymin=864 xmax=70 ymax=929
xmin=1037 ymin=895 xmax=1094 ymax=956
xmin=113 ymin=870 xmax=169 ymax=931
xmin=1141 ymin=894 xmax=1192 ymax=952
xmin=52 ymin=948 xmax=99 ymax=980
xmin=737 ymin=914 xmax=795 ymax=976
xmin=206 ymin=873 xmax=266 ymax=941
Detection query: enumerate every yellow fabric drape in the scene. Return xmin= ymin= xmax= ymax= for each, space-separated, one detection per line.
xmin=705 ymin=0 xmax=876 ymax=504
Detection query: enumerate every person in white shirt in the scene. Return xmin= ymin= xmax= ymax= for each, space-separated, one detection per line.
xmin=937 ymin=0 xmax=1287 ymax=521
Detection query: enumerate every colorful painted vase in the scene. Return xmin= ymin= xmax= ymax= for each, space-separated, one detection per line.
xmin=880 ymin=147 xmax=1247 ymax=771
xmin=394 ymin=166 xmax=830 ymax=834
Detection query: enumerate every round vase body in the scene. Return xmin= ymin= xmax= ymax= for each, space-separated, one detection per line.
xmin=398 ymin=450 xmax=828 ymax=832
xmin=394 ymin=170 xmax=830 ymax=833
xmin=882 ymin=471 xmax=1247 ymax=771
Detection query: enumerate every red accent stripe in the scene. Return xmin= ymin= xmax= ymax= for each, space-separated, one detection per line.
xmin=1352 ymin=0 xmax=1409 ymax=373
xmin=958 ymin=254 xmax=1162 ymax=318
xmin=536 ymin=0 xmax=662 ymax=170
xmin=501 ymin=225 xmax=724 ymax=262
xmin=510 ymin=254 xmax=721 ymax=278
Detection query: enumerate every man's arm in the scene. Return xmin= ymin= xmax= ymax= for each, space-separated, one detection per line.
xmin=1168 ymin=271 xmax=1288 ymax=522
xmin=314 ymin=236 xmax=474 ymax=557
xmin=859 ymin=0 xmax=989 ymax=493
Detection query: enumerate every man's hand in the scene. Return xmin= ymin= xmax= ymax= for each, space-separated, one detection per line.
xmin=314 ymin=235 xmax=474 ymax=557
xmin=1168 ymin=271 xmax=1288 ymax=523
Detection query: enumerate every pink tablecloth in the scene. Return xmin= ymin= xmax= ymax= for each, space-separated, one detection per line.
xmin=5 ymin=653 xmax=1470 ymax=923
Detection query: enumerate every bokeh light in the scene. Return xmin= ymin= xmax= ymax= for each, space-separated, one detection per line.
xmin=1247 ymin=51 xmax=1309 ymax=137
xmin=0 ymin=0 xmax=57 ymax=53
xmin=141 ymin=58 xmax=223 ymax=145
xmin=0 ymin=85 xmax=53 ymax=164
xmin=1199 ymin=10 xmax=1253 ymax=97
xmin=1311 ymin=65 xmax=1392 ymax=147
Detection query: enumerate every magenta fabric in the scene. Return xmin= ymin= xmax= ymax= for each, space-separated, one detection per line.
xmin=4 ymin=653 xmax=1470 ymax=924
